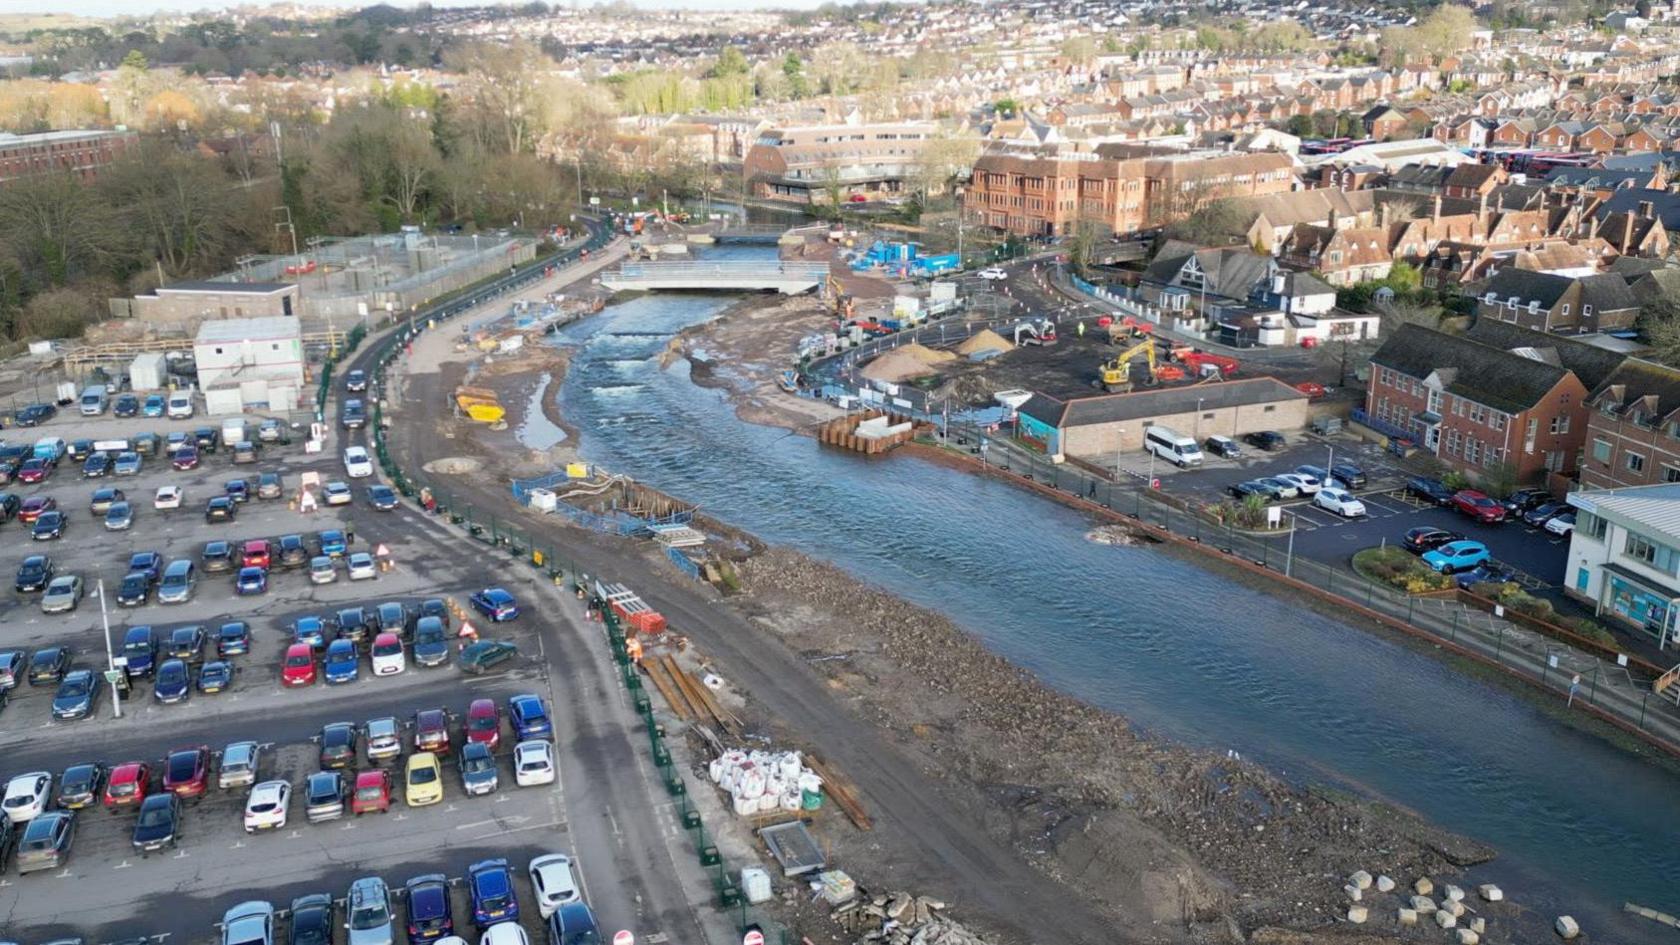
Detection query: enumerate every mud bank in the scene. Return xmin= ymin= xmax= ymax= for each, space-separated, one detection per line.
xmin=675 ymin=293 xmax=841 ymax=431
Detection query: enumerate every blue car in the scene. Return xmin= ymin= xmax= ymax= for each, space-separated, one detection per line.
xmin=467 ymin=858 xmax=518 ymax=928
xmin=469 ymin=588 xmax=520 ymax=623
xmin=113 ymin=451 xmax=143 ymax=476
xmin=217 ymin=621 xmax=251 ymax=656
xmin=154 ymin=658 xmax=190 ymax=703
xmin=323 ymin=639 xmax=359 ymax=684
xmin=52 ymin=669 xmax=100 ymax=720
xmin=368 ymin=484 xmax=399 ymax=511
xmin=235 ymin=566 xmax=268 ymax=596
xmin=128 ymin=551 xmax=163 ymax=582
xmin=142 ymin=394 xmax=166 ymax=418
xmin=1422 ymin=540 xmax=1491 ymax=575
xmin=121 ymin=626 xmax=156 ymax=678
xmin=293 ymin=615 xmax=327 ymax=650
xmin=197 ymin=660 xmax=233 ymax=694
xmin=412 ymin=617 xmax=449 ymax=667
xmin=317 ymin=529 xmax=347 ymax=557
xmin=405 ymin=874 xmax=454 ymax=942
xmin=508 ymin=694 xmax=551 ymax=740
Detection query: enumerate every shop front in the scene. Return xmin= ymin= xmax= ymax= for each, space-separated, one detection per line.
xmin=1602 ymin=564 xmax=1680 ymax=648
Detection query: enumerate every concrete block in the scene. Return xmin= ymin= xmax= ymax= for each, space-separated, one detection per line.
xmin=1349 ymin=870 xmax=1373 ymax=891
xmin=1456 ymin=930 xmax=1480 ymax=945
xmin=1556 ymin=916 xmax=1580 ymax=939
xmin=1446 ymin=884 xmax=1466 ymax=902
xmin=1375 ymin=875 xmax=1396 ymax=893
xmin=1397 ymin=908 xmax=1419 ymax=927
xmin=1415 ymin=877 xmax=1435 ymax=896
xmin=1344 ymin=884 xmax=1362 ymax=902
xmin=1442 ymin=899 xmax=1466 ymax=918
xmin=1410 ymin=896 xmax=1437 ymax=914
xmin=1435 ymin=909 xmax=1458 ymax=930
xmin=1347 ymin=905 xmax=1368 ymax=924
xmin=1478 ymin=884 xmax=1504 ymax=902
xmin=1470 ymin=917 xmax=1486 ymax=934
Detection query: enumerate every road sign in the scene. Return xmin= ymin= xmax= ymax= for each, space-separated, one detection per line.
xmin=103 ymin=670 xmax=125 ymax=685
xmin=612 ymin=933 xmax=633 ymax=945
xmin=743 ymin=932 xmax=764 ymax=945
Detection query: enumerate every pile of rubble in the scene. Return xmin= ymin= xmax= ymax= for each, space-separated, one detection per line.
xmin=830 ymin=891 xmax=995 ymax=945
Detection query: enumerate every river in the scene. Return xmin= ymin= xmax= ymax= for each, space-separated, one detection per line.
xmin=549 ymin=287 xmax=1680 ymax=942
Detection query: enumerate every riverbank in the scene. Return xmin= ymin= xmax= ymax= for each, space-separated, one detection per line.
xmin=677 ymin=291 xmax=842 ymax=430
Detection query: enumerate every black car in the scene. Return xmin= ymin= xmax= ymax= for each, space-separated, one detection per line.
xmin=57 ymin=763 xmax=106 ymax=810
xmin=318 ymin=722 xmax=358 ymax=769
xmin=204 ymin=497 xmax=238 ymax=523
xmin=1405 ymin=476 xmax=1456 ymax=507
xmin=1244 ymin=430 xmax=1287 ymax=451
xmin=345 ymin=369 xmax=368 ymax=392
xmin=341 ymin=399 xmax=367 ymax=429
xmin=1523 ymin=502 xmax=1568 ymax=527
xmin=113 ymin=394 xmax=140 ymax=418
xmin=192 ymin=428 xmax=220 ymax=452
xmin=167 ymin=626 xmax=207 ymax=662
xmin=0 ymin=491 xmax=20 ymax=523
xmin=116 ymin=571 xmax=151 ymax=607
xmin=131 ymin=792 xmax=182 ymax=853
xmin=1503 ymin=488 xmax=1552 ymax=514
xmin=51 ymin=669 xmax=100 ymax=720
xmin=405 ymin=873 xmax=455 ymax=941
xmin=27 ymin=646 xmax=71 ymax=686
xmin=121 ymin=627 xmax=156 ymax=678
xmin=413 ymin=618 xmax=450 ymax=668
xmin=368 ymin=484 xmax=399 ymax=511
xmin=16 ymin=554 xmax=54 ymax=592
xmin=14 ymin=403 xmax=56 ymax=426
xmin=335 ymin=607 xmax=371 ymax=644
xmin=375 ymin=602 xmax=410 ymax=638
xmin=128 ymin=551 xmax=164 ymax=582
xmin=277 ymin=534 xmax=309 ymax=569
xmin=304 ymin=771 xmax=347 ymax=822
xmin=1402 ymin=527 xmax=1464 ymax=555
xmin=154 ymin=659 xmax=190 ymax=703
xmin=31 ymin=510 xmax=67 ymax=540
xmin=81 ymin=452 xmax=110 ymax=478
xmin=202 ymin=540 xmax=236 ymax=574
xmin=66 ymin=439 xmax=94 ymax=462
xmin=290 ymin=894 xmax=334 ymax=945
xmin=224 ymin=479 xmax=250 ymax=504
xmin=1226 ymin=480 xmax=1274 ymax=501
xmin=417 ymin=598 xmax=451 ymax=629
xmin=217 ymin=621 xmax=251 ymax=656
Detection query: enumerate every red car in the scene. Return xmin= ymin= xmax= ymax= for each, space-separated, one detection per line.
xmin=104 ymin=761 xmax=152 ymax=810
xmin=15 ymin=457 xmax=54 ymax=484
xmin=170 ymin=448 xmax=199 ymax=471
xmin=352 ymin=770 xmax=393 ymax=814
xmin=242 ymin=539 xmax=272 ymax=571
xmin=414 ymin=708 xmax=450 ymax=755
xmin=18 ymin=495 xmax=56 ymax=524
xmin=163 ymin=746 xmax=211 ymax=799
xmin=1452 ymin=489 xmax=1508 ymax=523
xmin=281 ymin=643 xmax=317 ymax=687
xmin=465 ymin=698 xmax=500 ymax=750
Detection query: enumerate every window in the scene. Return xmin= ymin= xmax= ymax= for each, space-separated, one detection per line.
xmin=1492 ymin=412 xmax=1507 ymax=432
xmin=1550 ymin=415 xmax=1570 ymax=434
xmin=1592 ymin=438 xmax=1613 ymax=463
xmin=1583 ymin=304 xmax=1595 ymax=318
xmin=1664 ymin=466 xmax=1680 ymax=483
xmin=1624 ymin=531 xmax=1680 ymax=574
xmin=1627 ymin=452 xmax=1646 ymax=473
xmin=1263 ymin=405 xmax=1276 ymax=412
xmin=214 ymin=346 xmax=224 ymax=355
xmin=1468 ymin=403 xmax=1487 ymax=424
xmin=1561 ymin=303 xmax=1571 ymax=318
xmin=1466 ymin=439 xmax=1481 ymax=464
xmin=1581 ymin=510 xmax=1608 ymax=541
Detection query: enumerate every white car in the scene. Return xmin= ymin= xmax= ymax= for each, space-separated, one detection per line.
xmin=347 ymin=552 xmax=377 ymax=581
xmin=977 ymin=267 xmax=1008 ymax=280
xmin=1313 ymin=486 xmax=1366 ymax=518
xmin=2 ymin=772 xmax=52 ymax=822
xmin=344 ymin=446 xmax=374 ymax=478
xmin=1275 ymin=472 xmax=1321 ymax=496
xmin=371 ymin=635 xmax=406 ymax=677
xmin=1545 ymin=511 xmax=1576 ymax=536
xmin=528 ymin=853 xmax=581 ymax=918
xmin=154 ymin=485 xmax=184 ymax=510
xmin=309 ymin=556 xmax=337 ymax=585
xmin=324 ymin=481 xmax=353 ymax=507
xmin=243 ymin=779 xmax=291 ymax=832
xmin=480 ymin=925 xmax=528 ymax=945
xmin=514 ymin=741 xmax=557 ymax=788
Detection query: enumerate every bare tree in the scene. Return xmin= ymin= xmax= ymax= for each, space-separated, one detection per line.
xmin=446 ymin=40 xmax=554 ymax=155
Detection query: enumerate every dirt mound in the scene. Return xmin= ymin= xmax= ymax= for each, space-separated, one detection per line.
xmin=954 ymin=329 xmax=1014 ymax=357
xmin=862 ymin=345 xmax=955 ymax=383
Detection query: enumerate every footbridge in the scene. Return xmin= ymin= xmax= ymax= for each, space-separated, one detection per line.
xmin=599 ymin=260 xmax=828 ymax=294
xmin=712 ymin=223 xmax=792 ymax=244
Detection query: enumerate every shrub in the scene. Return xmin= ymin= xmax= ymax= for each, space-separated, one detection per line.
xmin=1441 ymin=470 xmax=1471 ymax=492
xmin=1352 ymin=546 xmax=1454 ymax=593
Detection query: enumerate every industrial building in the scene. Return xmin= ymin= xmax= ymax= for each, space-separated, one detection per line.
xmin=1565 ymin=483 xmax=1680 ymax=648
xmin=1016 ymin=377 xmax=1309 ymax=461
xmin=193 ymin=316 xmax=306 ymax=415
xmin=0 ymin=129 xmax=138 ymax=186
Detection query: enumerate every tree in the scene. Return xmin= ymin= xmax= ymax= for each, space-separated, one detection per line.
xmin=1639 ymin=297 xmax=1680 ymax=365
xmin=120 ymin=49 xmax=149 ymax=70
xmin=1285 ymin=114 xmax=1314 ymax=137
xmin=1162 ymin=197 xmax=1250 ymax=246
xmin=445 ymin=40 xmax=553 ymax=154
xmin=781 ymin=53 xmax=808 ymax=97
xmin=1060 ymin=35 xmax=1097 ymax=65
xmin=709 ymin=46 xmax=749 ymax=78
xmin=909 ymin=129 xmax=979 ymax=202
xmin=96 ymin=142 xmax=251 ymax=276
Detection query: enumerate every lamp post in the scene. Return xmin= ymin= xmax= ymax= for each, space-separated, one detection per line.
xmin=1284 ymin=511 xmax=1297 ymax=577
xmin=97 ymin=578 xmax=122 ymax=719
xmin=1194 ymin=397 xmax=1204 ymax=438
xmin=955 ymin=186 xmax=965 ymax=268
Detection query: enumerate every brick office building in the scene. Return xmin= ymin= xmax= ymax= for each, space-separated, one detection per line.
xmin=0 ymin=129 xmax=138 ymax=186
xmin=1366 ymin=323 xmax=1590 ymax=482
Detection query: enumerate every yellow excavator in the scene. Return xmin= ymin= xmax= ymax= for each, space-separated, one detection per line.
xmin=1099 ymin=338 xmax=1187 ymax=392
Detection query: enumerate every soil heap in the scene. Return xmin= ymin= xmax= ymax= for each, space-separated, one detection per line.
xmin=861 ymin=344 xmax=956 ymax=383
xmin=953 ymin=329 xmax=1014 ymax=357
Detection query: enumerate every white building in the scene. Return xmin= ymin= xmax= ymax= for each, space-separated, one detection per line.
xmin=193 ymin=317 xmax=305 ymax=416
xmin=1564 ymin=483 xmax=1680 ymax=649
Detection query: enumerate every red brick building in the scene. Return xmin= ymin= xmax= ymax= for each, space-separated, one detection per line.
xmin=0 ymin=129 xmax=138 ymax=187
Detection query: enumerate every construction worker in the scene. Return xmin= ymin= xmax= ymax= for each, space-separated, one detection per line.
xmin=625 ymin=636 xmax=644 ymax=666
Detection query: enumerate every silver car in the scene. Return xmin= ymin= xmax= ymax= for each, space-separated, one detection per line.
xmin=222 ymin=900 xmax=274 ymax=945
xmin=40 ymin=575 xmax=84 ymax=614
xmin=14 ymin=809 xmax=74 ymax=873
xmin=346 ymin=877 xmax=394 ymax=945
xmin=365 ymin=717 xmax=402 ymax=764
xmin=219 ymin=741 xmax=262 ymax=789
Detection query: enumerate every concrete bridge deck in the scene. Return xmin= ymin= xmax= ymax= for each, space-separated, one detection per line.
xmin=600 ymin=260 xmax=828 ymax=294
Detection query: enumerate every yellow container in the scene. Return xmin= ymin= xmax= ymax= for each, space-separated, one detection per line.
xmin=566 ymin=462 xmax=590 ymax=479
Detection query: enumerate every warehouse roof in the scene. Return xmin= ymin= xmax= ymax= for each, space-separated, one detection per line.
xmin=195 ymin=316 xmax=302 ymax=345
xmin=1569 ymin=483 xmax=1680 ymax=543
xmin=1019 ymin=377 xmax=1307 ymax=429
xmin=161 ymin=280 xmax=295 ymax=295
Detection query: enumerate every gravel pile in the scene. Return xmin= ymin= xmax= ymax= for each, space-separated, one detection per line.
xmin=832 ymin=892 xmax=995 ymax=945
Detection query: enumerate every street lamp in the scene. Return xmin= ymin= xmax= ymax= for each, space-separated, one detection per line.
xmin=96 ymin=577 xmax=122 ymax=719
xmin=1193 ymin=397 xmax=1204 ymax=438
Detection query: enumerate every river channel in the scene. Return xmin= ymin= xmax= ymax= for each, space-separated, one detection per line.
xmin=548 ymin=286 xmax=1680 ymax=941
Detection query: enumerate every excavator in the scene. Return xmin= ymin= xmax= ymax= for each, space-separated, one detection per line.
xmin=1098 ymin=337 xmax=1187 ymax=392
xmin=454 ymin=386 xmax=508 ymax=429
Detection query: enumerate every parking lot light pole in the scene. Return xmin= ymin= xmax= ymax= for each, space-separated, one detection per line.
xmin=1285 ymin=511 xmax=1297 ymax=578
xmin=97 ymin=578 xmax=121 ymax=719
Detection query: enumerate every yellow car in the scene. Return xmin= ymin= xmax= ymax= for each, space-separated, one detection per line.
xmin=405 ymin=751 xmax=444 ymax=807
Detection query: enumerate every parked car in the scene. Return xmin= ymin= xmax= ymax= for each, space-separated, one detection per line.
xmin=256 ymin=472 xmax=283 ymax=499
xmin=1295 ymin=462 xmax=1367 ymax=490
xmin=167 ymin=625 xmax=206 ymax=661
xmin=324 ymin=639 xmax=360 ymax=684
xmin=514 ymin=741 xmax=556 ymax=788
xmin=459 ymin=641 xmax=518 ymax=675
xmin=414 ymin=709 xmax=450 ymax=755
xmin=1503 ymin=488 xmax=1553 ymax=514
xmin=317 ymin=529 xmax=348 ymax=557
xmin=459 ymin=742 xmax=498 ymax=796
xmin=413 ymin=618 xmax=450 ymax=667
xmin=104 ymin=501 xmax=134 ymax=530
xmin=1243 ymin=430 xmax=1287 ymax=451
xmin=1456 ymin=563 xmax=1517 ymax=590
xmin=18 ymin=495 xmax=55 ymax=524
xmin=14 ymin=810 xmax=75 ymax=873
xmin=470 ymin=588 xmax=520 ymax=622
xmin=508 ymin=695 xmax=552 ymax=741
xmin=527 ymin=853 xmax=581 ymax=918
xmin=56 ymin=763 xmax=106 ymax=810
xmin=170 ymin=448 xmax=200 ymax=471
xmin=467 ymin=859 xmax=519 ymax=928
xmin=221 ymin=901 xmax=275 ymax=945
xmin=31 ymin=510 xmax=67 ymax=541
xmin=347 ymin=552 xmax=377 ymax=580
xmin=51 ymin=669 xmax=100 ymax=720
xmin=368 ymin=484 xmax=399 ymax=510
xmin=404 ymin=753 xmax=443 ymax=807
xmin=1274 ymin=472 xmax=1321 ymax=496
xmin=158 ymin=560 xmax=198 ymax=603
xmin=1402 ymin=527 xmax=1464 ymax=555
xmin=335 ymin=607 xmax=371 ymax=644
xmin=1313 ymin=487 xmax=1366 ymax=518
xmin=405 ymin=874 xmax=455 ymax=942
xmin=1203 ymin=434 xmax=1242 ymax=459
xmin=15 ymin=554 xmax=54 ymax=593
xmin=365 ymin=717 xmax=403 ymax=764
xmin=27 ymin=646 xmax=71 ymax=686
xmin=113 ymin=573 xmax=149 ymax=607
xmin=548 ymin=901 xmax=599 ymax=945
xmin=1405 ymin=476 xmax=1456 ymax=507
xmin=205 ymin=496 xmax=238 ymax=523
xmin=154 ymin=659 xmax=191 ymax=703
xmin=162 ymin=747 xmax=210 ymax=800
xmin=142 ymin=394 xmax=166 ymax=418
xmin=309 ymin=556 xmax=337 ymax=584
xmin=290 ymin=895 xmax=334 ymax=945
xmin=1422 ymin=540 xmax=1492 ymax=574
xmin=371 ymin=633 xmax=405 ymax=677
xmin=324 ymin=481 xmax=353 ymax=506
xmin=0 ymin=650 xmax=23 ymax=689
xmin=4 ymin=771 xmax=53 ymax=822
xmin=82 ymin=451 xmax=110 ymax=478
xmin=218 ymin=621 xmax=252 ymax=656
xmin=1545 ymin=511 xmax=1577 ymax=536
xmin=202 ymin=540 xmax=235 ymax=573
xmin=1522 ymin=502 xmax=1568 ymax=527
xmin=103 ymin=762 xmax=151 ymax=811
xmin=1255 ymin=477 xmax=1299 ymax=500
xmin=113 ymin=452 xmax=143 ymax=476
xmin=218 ymin=742 xmax=262 ymax=789
xmin=132 ymin=793 xmax=182 ymax=853
xmin=281 ymin=644 xmax=317 ymax=688
xmin=278 ymin=534 xmax=309 ymax=569
xmin=154 ymin=485 xmax=184 ymax=510
xmin=197 ymin=660 xmax=233 ymax=694
xmin=346 ymin=877 xmax=394 ymax=945
xmin=292 ymin=615 xmax=327 ymax=650
xmin=243 ymin=780 xmax=292 ymax=832
xmin=352 ymin=770 xmax=393 ymax=815
xmin=466 ymin=698 xmax=500 ymax=750
xmin=40 ymin=575 xmax=84 ymax=613
xmin=319 ymin=722 xmax=359 ymax=769
xmin=304 ymin=771 xmax=347 ymax=823
xmin=235 ymin=566 xmax=268 ymax=596
xmin=1452 ymin=489 xmax=1508 ymax=524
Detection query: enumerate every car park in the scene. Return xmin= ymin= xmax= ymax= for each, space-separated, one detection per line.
xmin=319 ymin=722 xmax=358 ymax=769
xmin=509 ymin=694 xmax=552 ymax=740
xmin=104 ymin=762 xmax=151 ymax=810
xmin=1402 ymin=527 xmax=1464 ymax=555
xmin=4 ymin=772 xmax=53 ymax=822
xmin=132 ymin=793 xmax=182 ymax=853
xmin=324 ymin=639 xmax=360 ymax=684
xmin=105 ymin=500 xmax=134 ymax=530
xmin=528 ymin=853 xmax=581 ymax=917
xmin=114 ymin=451 xmax=143 ymax=476
xmin=467 ymin=698 xmax=500 ymax=749
xmin=352 ymin=770 xmax=393 ymax=814
xmin=236 ymin=566 xmax=268 ymax=595
xmin=405 ymin=874 xmax=455 ymax=942
xmin=459 ymin=742 xmax=498 ymax=795
xmin=371 ymin=633 xmax=406 ymax=676
xmin=468 ymin=858 xmax=518 ymax=928
xmin=413 ymin=618 xmax=449 ymax=667
xmin=347 ymin=877 xmax=394 ymax=945
xmin=1422 ymin=540 xmax=1491 ymax=574
xmin=348 ymin=552 xmax=377 ymax=580
xmin=154 ymin=484 xmax=184 ymax=510
xmin=15 ymin=810 xmax=75 ymax=873
xmin=203 ymin=541 xmax=235 ymax=573
xmin=305 ymin=771 xmax=348 ymax=823
xmin=51 ymin=669 xmax=99 ymax=719
xmin=221 ymin=901 xmax=274 ymax=945
xmin=405 ymin=753 xmax=444 ymax=807
xmin=1405 ymin=476 xmax=1456 ymax=507
xmin=368 ymin=484 xmax=399 ymax=510
xmin=218 ymin=742 xmax=262 ymax=789
xmin=16 ymin=554 xmax=54 ymax=593
xmin=40 ymin=574 xmax=84 ymax=613
xmin=154 ymin=659 xmax=191 ymax=703
xmin=515 ymin=741 xmax=556 ymax=788
xmin=198 ymin=660 xmax=233 ymax=694
xmin=281 ymin=644 xmax=317 ymax=687
xmin=460 ymin=640 xmax=517 ymax=675
xmin=163 ymin=747 xmax=210 ymax=800
xmin=31 ymin=510 xmax=67 ymax=540
xmin=470 ymin=587 xmax=520 ymax=622
xmin=56 ymin=762 xmax=106 ymax=810
xmin=414 ymin=709 xmax=450 ymax=755
xmin=1546 ymin=511 xmax=1577 ymax=536
xmin=1452 ymin=489 xmax=1508 ymax=524
xmin=1312 ymin=487 xmax=1366 ymax=518
xmin=218 ymin=620 xmax=252 ymax=656
xmin=27 ymin=646 xmax=71 ymax=685
xmin=366 ymin=716 xmax=403 ymax=763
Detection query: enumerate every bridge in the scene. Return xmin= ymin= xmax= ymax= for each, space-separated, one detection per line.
xmin=712 ymin=223 xmax=791 ymax=244
xmin=600 ymin=260 xmax=829 ymax=295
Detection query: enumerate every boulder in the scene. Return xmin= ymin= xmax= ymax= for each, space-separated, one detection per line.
xmin=1415 ymin=877 xmax=1436 ymax=896
xmin=1376 ymin=875 xmax=1396 ymax=893
xmin=1397 ymin=908 xmax=1419 ymax=927
xmin=1478 ymin=884 xmax=1504 ymax=902
xmin=1410 ymin=896 xmax=1437 ymax=914
xmin=1349 ymin=870 xmax=1373 ymax=891
xmin=1344 ymin=885 xmax=1363 ymax=903
xmin=1442 ymin=899 xmax=1466 ymax=918
xmin=1347 ymin=905 xmax=1368 ymax=924
xmin=1556 ymin=916 xmax=1580 ymax=939
xmin=1446 ymin=884 xmax=1466 ymax=902
xmin=1435 ymin=909 xmax=1459 ymax=930
xmin=1456 ymin=930 xmax=1480 ymax=945
xmin=1470 ymin=917 xmax=1486 ymax=934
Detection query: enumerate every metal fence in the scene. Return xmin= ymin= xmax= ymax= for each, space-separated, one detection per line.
xmin=666 ymin=547 xmax=703 ymax=580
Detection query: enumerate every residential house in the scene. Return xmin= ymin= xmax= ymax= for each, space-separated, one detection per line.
xmin=1278 ymin=223 xmax=1393 ymax=286
xmin=1365 ymin=323 xmax=1590 ymax=481
xmin=1474 ymin=269 xmax=1640 ymax=333
xmin=1582 ymin=359 xmax=1680 ymax=492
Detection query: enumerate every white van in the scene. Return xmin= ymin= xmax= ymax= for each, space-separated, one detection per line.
xmin=166 ymin=390 xmax=194 ymax=419
xmin=1144 ymin=425 xmax=1204 ymax=468
xmin=221 ymin=418 xmax=247 ymax=447
xmin=79 ymin=385 xmax=109 ymax=416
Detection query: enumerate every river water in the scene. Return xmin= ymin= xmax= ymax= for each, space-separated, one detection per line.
xmin=549 ymin=288 xmax=1680 ymax=941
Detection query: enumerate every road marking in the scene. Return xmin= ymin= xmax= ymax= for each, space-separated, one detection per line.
xmin=114 ymin=860 xmax=132 ymax=869
xmin=56 ymin=869 xmax=73 ymax=878
xmin=174 ymin=849 xmax=189 ymax=859
xmin=342 ymin=822 xmax=358 ymax=830
xmin=393 ymin=813 xmax=408 ymax=821
xmin=288 ymin=829 xmax=302 ymax=839
xmin=468 ymin=820 xmax=560 ymax=841
xmin=495 ymin=793 xmax=511 ymax=804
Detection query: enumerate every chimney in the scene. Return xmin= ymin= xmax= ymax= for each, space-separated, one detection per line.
xmin=1626 ymin=209 xmax=1636 ymax=251
xmin=1432 ymin=193 xmax=1442 ymax=221
xmin=1328 ymin=208 xmax=1338 ymax=229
